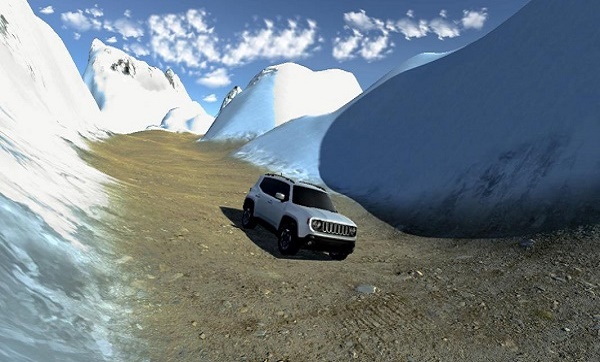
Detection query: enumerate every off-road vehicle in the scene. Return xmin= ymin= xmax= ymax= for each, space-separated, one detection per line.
xmin=241 ymin=174 xmax=357 ymax=260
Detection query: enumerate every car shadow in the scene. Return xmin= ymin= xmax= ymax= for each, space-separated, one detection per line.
xmin=220 ymin=206 xmax=332 ymax=261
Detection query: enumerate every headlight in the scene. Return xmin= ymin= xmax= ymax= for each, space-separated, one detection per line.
xmin=348 ymin=226 xmax=357 ymax=237
xmin=311 ymin=219 xmax=323 ymax=231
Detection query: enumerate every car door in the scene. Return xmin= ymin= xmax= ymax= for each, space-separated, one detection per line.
xmin=263 ymin=180 xmax=290 ymax=227
xmin=254 ymin=177 xmax=275 ymax=222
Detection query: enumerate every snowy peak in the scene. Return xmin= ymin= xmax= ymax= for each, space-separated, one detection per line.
xmin=202 ymin=62 xmax=362 ymax=141
xmin=219 ymin=85 xmax=242 ymax=112
xmin=84 ymin=39 xmax=210 ymax=134
xmin=86 ymin=38 xmax=189 ymax=96
xmin=268 ymin=62 xmax=361 ymax=127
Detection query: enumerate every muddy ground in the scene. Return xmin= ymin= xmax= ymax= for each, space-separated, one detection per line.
xmin=87 ymin=131 xmax=600 ymax=361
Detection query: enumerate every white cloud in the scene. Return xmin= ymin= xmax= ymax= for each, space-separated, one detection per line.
xmin=333 ymin=7 xmax=490 ymax=62
xmin=123 ymin=42 xmax=150 ymax=57
xmin=187 ymin=9 xmax=211 ymax=33
xmin=343 ymin=9 xmax=383 ymax=32
xmin=124 ymin=9 xmax=132 ymax=18
xmin=106 ymin=18 xmax=144 ymax=39
xmin=73 ymin=32 xmax=81 ymax=40
xmin=148 ymin=9 xmax=220 ymax=68
xmin=429 ymin=18 xmax=460 ymax=39
xmin=202 ymin=94 xmax=218 ymax=103
xmin=39 ymin=6 xmax=54 ymax=15
xmin=333 ymin=10 xmax=393 ymax=61
xmin=196 ymin=68 xmax=231 ymax=88
xmin=359 ymin=34 xmax=391 ymax=61
xmin=106 ymin=36 xmax=117 ymax=44
xmin=85 ymin=5 xmax=103 ymax=18
xmin=462 ymin=8 xmax=488 ymax=30
xmin=91 ymin=18 xmax=102 ymax=30
xmin=221 ymin=19 xmax=318 ymax=66
xmin=332 ymin=30 xmax=362 ymax=61
xmin=61 ymin=11 xmax=93 ymax=31
xmin=61 ymin=9 xmax=102 ymax=32
xmin=394 ymin=18 xmax=429 ymax=40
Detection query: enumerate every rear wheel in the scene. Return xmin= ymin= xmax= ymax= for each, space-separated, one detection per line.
xmin=241 ymin=202 xmax=257 ymax=229
xmin=278 ymin=221 xmax=299 ymax=256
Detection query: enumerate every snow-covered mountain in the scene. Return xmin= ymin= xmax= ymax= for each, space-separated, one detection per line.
xmin=0 ymin=0 xmax=129 ymax=360
xmin=202 ymin=62 xmax=362 ymax=141
xmin=234 ymin=52 xmax=448 ymax=183
xmin=237 ymin=0 xmax=600 ymax=238
xmin=83 ymin=39 xmax=213 ymax=134
xmin=319 ymin=0 xmax=600 ymax=237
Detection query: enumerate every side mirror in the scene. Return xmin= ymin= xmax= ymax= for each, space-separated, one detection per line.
xmin=275 ymin=192 xmax=286 ymax=201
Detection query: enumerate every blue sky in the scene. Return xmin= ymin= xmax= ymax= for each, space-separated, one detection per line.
xmin=29 ymin=0 xmax=529 ymax=115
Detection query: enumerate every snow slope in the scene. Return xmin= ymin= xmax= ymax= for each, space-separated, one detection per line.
xmin=234 ymin=52 xmax=449 ymax=184
xmin=159 ymin=101 xmax=215 ymax=134
xmin=0 ymin=0 xmax=131 ymax=360
xmin=84 ymin=39 xmax=212 ymax=134
xmin=202 ymin=62 xmax=361 ymax=141
xmin=319 ymin=0 xmax=600 ymax=237
xmin=0 ymin=1 xmax=105 ymax=238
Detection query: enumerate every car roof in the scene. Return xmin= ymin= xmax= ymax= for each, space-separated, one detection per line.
xmin=263 ymin=173 xmax=326 ymax=192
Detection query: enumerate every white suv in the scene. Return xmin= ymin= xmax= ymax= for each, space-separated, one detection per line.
xmin=242 ymin=174 xmax=357 ymax=260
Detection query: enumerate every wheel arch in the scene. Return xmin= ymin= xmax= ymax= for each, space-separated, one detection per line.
xmin=243 ymin=198 xmax=255 ymax=209
xmin=278 ymin=215 xmax=297 ymax=231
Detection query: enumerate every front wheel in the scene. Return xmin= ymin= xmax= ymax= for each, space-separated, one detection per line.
xmin=241 ymin=203 xmax=257 ymax=229
xmin=278 ymin=221 xmax=300 ymax=256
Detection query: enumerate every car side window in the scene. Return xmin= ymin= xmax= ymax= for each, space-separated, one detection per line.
xmin=260 ymin=178 xmax=290 ymax=201
xmin=259 ymin=178 xmax=276 ymax=196
xmin=274 ymin=180 xmax=290 ymax=201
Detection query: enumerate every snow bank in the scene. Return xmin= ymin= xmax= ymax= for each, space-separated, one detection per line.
xmin=319 ymin=0 xmax=600 ymax=237
xmin=83 ymin=39 xmax=211 ymax=134
xmin=159 ymin=101 xmax=214 ymax=135
xmin=202 ymin=62 xmax=361 ymax=141
xmin=0 ymin=1 xmax=127 ymax=360
xmin=0 ymin=0 xmax=107 ymax=238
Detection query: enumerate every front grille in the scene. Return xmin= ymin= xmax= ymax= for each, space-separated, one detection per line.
xmin=322 ymin=221 xmax=352 ymax=237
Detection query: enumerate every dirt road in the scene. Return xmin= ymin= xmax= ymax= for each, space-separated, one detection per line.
xmin=87 ymin=131 xmax=600 ymax=361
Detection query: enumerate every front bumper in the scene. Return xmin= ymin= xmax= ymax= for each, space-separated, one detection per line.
xmin=299 ymin=234 xmax=355 ymax=253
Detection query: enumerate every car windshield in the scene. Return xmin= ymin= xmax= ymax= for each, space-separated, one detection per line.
xmin=292 ymin=186 xmax=336 ymax=212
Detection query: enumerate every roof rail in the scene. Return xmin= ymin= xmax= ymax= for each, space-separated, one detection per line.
xmin=264 ymin=173 xmax=295 ymax=184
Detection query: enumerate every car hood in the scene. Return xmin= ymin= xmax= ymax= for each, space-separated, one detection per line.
xmin=299 ymin=206 xmax=356 ymax=226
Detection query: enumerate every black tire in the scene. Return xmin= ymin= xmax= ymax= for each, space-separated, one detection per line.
xmin=241 ymin=202 xmax=257 ymax=229
xmin=329 ymin=252 xmax=350 ymax=261
xmin=278 ymin=221 xmax=300 ymax=256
